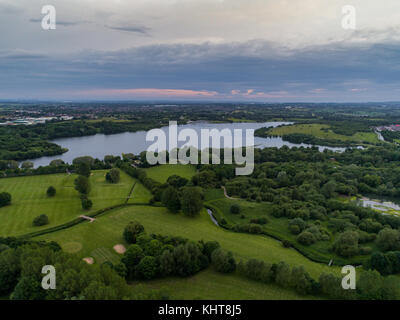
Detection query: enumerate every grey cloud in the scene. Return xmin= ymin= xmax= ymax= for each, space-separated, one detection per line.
xmin=0 ymin=3 xmax=23 ymax=14
xmin=105 ymin=25 xmax=151 ymax=35
xmin=29 ymin=18 xmax=87 ymax=27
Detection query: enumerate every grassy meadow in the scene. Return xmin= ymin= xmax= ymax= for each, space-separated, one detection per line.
xmin=0 ymin=170 xmax=136 ymax=236
xmin=131 ymin=268 xmax=320 ymax=300
xmin=145 ymin=164 xmax=196 ymax=183
xmin=35 ymin=204 xmax=340 ymax=279
xmin=268 ymin=123 xmax=380 ymax=144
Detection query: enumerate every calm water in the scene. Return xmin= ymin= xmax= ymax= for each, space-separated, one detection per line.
xmin=29 ymin=121 xmax=346 ymax=167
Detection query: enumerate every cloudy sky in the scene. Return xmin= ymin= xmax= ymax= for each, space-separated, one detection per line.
xmin=1 ymin=0 xmax=400 ymax=101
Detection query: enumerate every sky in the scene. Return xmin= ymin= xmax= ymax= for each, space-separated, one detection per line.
xmin=1 ymin=0 xmax=400 ymax=102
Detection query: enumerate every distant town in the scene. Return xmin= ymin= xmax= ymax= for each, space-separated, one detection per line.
xmin=375 ymin=124 xmax=400 ymax=132
xmin=0 ymin=115 xmax=74 ymax=126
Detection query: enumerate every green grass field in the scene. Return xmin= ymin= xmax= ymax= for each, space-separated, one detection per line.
xmin=145 ymin=164 xmax=196 ymax=183
xmin=131 ymin=268 xmax=319 ymax=300
xmin=0 ymin=170 xmax=136 ymax=236
xmin=268 ymin=124 xmax=379 ymax=144
xmin=36 ymin=205 xmax=340 ymax=279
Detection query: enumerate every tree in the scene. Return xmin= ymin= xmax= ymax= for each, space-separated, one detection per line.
xmin=121 ymin=244 xmax=144 ymax=279
xmin=76 ymin=162 xmax=91 ymax=178
xmin=106 ymin=168 xmax=120 ymax=184
xmin=376 ymin=229 xmax=400 ymax=252
xmin=33 ymin=214 xmax=49 ymax=226
xmin=321 ymin=180 xmax=337 ymax=199
xmin=333 ymin=231 xmax=359 ymax=257
xmin=0 ymin=249 xmax=20 ymax=296
xmin=161 ymin=186 xmax=181 ymax=213
xmin=180 ymin=187 xmax=203 ymax=217
xmin=230 ymin=204 xmax=241 ymax=214
xmin=123 ymin=221 xmax=145 ymax=244
xmin=21 ymin=161 xmax=33 ymax=169
xmin=0 ymin=192 xmax=11 ymax=207
xmin=159 ymin=250 xmax=176 ymax=276
xmin=211 ymin=249 xmax=236 ymax=273
xmin=290 ymin=266 xmax=312 ymax=295
xmin=49 ymin=159 xmax=65 ymax=166
xmin=275 ymin=261 xmax=292 ymax=288
xmin=357 ymin=270 xmax=384 ymax=300
xmin=72 ymin=156 xmax=94 ymax=167
xmin=136 ymin=256 xmax=158 ymax=280
xmin=81 ymin=198 xmax=93 ymax=210
xmin=10 ymin=276 xmax=45 ymax=300
xmin=167 ymin=175 xmax=188 ymax=188
xmin=74 ymin=175 xmax=90 ymax=195
xmin=47 ymin=186 xmax=56 ymax=197
xmin=203 ymin=241 xmax=220 ymax=260
xmin=370 ymin=252 xmax=392 ymax=275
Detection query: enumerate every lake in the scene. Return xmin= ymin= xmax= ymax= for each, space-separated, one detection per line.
xmin=29 ymin=121 xmax=346 ymax=167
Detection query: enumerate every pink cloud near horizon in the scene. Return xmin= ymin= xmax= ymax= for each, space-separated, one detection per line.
xmin=79 ymin=88 xmax=219 ymax=98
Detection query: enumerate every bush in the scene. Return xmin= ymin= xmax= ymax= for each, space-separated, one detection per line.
xmin=123 ymin=221 xmax=145 ymax=244
xmin=0 ymin=192 xmax=11 ymax=207
xmin=46 ymin=186 xmax=56 ymax=197
xmin=282 ymin=240 xmax=292 ymax=248
xmin=230 ymin=204 xmax=241 ymax=214
xmin=211 ymin=249 xmax=236 ymax=273
xmin=297 ymin=231 xmax=316 ymax=246
xmin=33 ymin=214 xmax=49 ymax=227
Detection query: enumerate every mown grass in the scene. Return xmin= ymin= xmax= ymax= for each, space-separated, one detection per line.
xmin=131 ymin=268 xmax=320 ymax=300
xmin=36 ymin=205 xmax=340 ymax=279
xmin=145 ymin=164 xmax=196 ymax=183
xmin=268 ymin=124 xmax=379 ymax=144
xmin=0 ymin=170 xmax=136 ymax=236
xmin=127 ymin=182 xmax=152 ymax=204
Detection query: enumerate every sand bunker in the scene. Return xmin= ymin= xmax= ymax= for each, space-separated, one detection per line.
xmin=83 ymin=257 xmax=94 ymax=264
xmin=113 ymin=244 xmax=126 ymax=254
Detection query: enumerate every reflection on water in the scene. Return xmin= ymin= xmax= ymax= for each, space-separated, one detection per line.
xmin=28 ymin=121 xmax=347 ymax=167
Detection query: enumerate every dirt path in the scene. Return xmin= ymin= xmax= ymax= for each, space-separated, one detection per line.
xmin=221 ymin=186 xmax=238 ymax=200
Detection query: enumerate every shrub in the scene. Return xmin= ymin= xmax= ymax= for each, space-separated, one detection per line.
xmin=297 ymin=231 xmax=316 ymax=246
xmin=282 ymin=240 xmax=292 ymax=248
xmin=250 ymin=217 xmax=268 ymax=225
xmin=46 ymin=186 xmax=56 ymax=197
xmin=230 ymin=204 xmax=241 ymax=214
xmin=0 ymin=192 xmax=11 ymax=207
xmin=33 ymin=214 xmax=49 ymax=227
